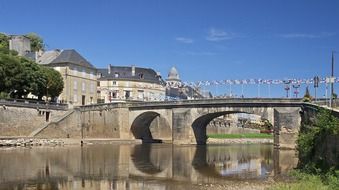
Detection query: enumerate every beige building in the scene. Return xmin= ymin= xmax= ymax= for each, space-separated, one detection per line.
xmin=97 ymin=65 xmax=166 ymax=102
xmin=37 ymin=49 xmax=97 ymax=106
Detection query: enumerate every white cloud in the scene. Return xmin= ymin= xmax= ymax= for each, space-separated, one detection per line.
xmin=175 ymin=37 xmax=194 ymax=44
xmin=279 ymin=32 xmax=335 ymax=39
xmin=206 ymin=28 xmax=237 ymax=42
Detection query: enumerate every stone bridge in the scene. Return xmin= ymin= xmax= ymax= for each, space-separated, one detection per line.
xmin=74 ymin=98 xmax=308 ymax=149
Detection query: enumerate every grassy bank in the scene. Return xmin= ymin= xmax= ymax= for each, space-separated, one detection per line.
xmin=207 ymin=133 xmax=273 ymax=139
xmin=270 ymin=171 xmax=339 ymax=190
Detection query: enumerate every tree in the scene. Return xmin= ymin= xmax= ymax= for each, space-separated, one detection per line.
xmin=24 ymin=33 xmax=44 ymax=51
xmin=0 ymin=51 xmax=24 ymax=96
xmin=0 ymin=33 xmax=9 ymax=49
xmin=41 ymin=67 xmax=64 ymax=101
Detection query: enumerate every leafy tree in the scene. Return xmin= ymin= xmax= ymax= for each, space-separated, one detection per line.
xmin=0 ymin=51 xmax=24 ymax=96
xmin=41 ymin=67 xmax=64 ymax=101
xmin=298 ymin=109 xmax=339 ymax=174
xmin=24 ymin=32 xmax=44 ymax=51
xmin=0 ymin=33 xmax=9 ymax=49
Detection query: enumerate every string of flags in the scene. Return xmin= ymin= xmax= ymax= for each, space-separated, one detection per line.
xmin=180 ymin=77 xmax=339 ymax=87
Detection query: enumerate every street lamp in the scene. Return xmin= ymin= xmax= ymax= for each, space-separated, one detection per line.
xmin=283 ymin=80 xmax=291 ymax=98
xmin=293 ymin=83 xmax=301 ymax=98
xmin=330 ymin=51 xmax=337 ymax=107
xmin=313 ymin=76 xmax=319 ymax=102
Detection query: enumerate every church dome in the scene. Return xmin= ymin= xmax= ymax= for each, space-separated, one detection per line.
xmin=168 ymin=66 xmax=180 ymax=81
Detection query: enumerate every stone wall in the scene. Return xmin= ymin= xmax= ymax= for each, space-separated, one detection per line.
xmin=0 ymin=106 xmax=66 ymax=137
xmin=36 ymin=110 xmax=81 ymax=138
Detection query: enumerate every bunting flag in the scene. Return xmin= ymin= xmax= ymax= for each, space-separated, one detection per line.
xmin=178 ymin=76 xmax=339 ymax=87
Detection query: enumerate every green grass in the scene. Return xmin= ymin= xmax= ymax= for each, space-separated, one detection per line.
xmin=270 ymin=171 xmax=339 ymax=190
xmin=207 ymin=133 xmax=273 ymax=139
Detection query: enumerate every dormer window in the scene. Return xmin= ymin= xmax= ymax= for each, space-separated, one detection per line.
xmin=114 ymin=72 xmax=119 ymax=78
xmin=139 ymin=73 xmax=144 ymax=79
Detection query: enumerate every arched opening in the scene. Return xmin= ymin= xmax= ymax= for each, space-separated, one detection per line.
xmin=131 ymin=111 xmax=171 ymax=143
xmin=192 ymin=111 xmax=273 ymax=145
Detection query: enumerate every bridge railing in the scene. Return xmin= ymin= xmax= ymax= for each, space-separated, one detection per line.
xmin=0 ymin=98 xmax=68 ymax=110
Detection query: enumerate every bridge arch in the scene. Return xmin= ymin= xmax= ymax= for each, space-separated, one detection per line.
xmin=191 ymin=107 xmax=273 ymax=144
xmin=130 ymin=111 xmax=172 ymax=143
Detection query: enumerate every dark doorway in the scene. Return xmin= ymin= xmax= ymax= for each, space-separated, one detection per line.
xmin=82 ymin=95 xmax=85 ymax=105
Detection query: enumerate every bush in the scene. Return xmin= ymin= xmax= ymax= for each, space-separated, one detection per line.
xmin=0 ymin=92 xmax=9 ymax=99
xmin=297 ymin=109 xmax=339 ymax=174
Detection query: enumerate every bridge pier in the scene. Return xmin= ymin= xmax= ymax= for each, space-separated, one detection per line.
xmin=273 ymin=107 xmax=301 ymax=149
xmin=172 ymin=108 xmax=196 ymax=144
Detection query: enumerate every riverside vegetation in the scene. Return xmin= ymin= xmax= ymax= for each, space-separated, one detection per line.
xmin=271 ymin=109 xmax=339 ymax=190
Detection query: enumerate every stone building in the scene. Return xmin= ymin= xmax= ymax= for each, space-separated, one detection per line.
xmin=37 ymin=49 xmax=97 ymax=106
xmin=8 ymin=35 xmax=31 ymax=56
xmin=8 ymin=35 xmax=43 ymax=60
xmin=97 ymin=65 xmax=166 ymax=102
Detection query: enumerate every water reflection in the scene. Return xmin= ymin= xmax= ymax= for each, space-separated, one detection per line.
xmin=0 ymin=144 xmax=297 ymax=190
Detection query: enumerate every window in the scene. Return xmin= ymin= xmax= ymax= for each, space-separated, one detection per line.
xmin=125 ymin=91 xmax=130 ymax=99
xmin=73 ymin=67 xmax=78 ymax=75
xmin=82 ymin=68 xmax=86 ymax=77
xmin=82 ymin=82 xmax=86 ymax=92
xmin=73 ymin=94 xmax=78 ymax=102
xmin=114 ymin=72 xmax=119 ymax=78
xmin=139 ymin=73 xmax=144 ymax=79
xmin=73 ymin=80 xmax=78 ymax=90
xmin=90 ymin=82 xmax=95 ymax=94
xmin=112 ymin=81 xmax=117 ymax=86
xmin=112 ymin=90 xmax=118 ymax=98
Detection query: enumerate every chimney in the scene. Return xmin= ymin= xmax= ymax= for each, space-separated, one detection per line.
xmin=132 ymin=65 xmax=135 ymax=76
xmin=108 ymin=64 xmax=111 ymax=74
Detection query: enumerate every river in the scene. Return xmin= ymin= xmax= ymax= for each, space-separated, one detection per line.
xmin=0 ymin=144 xmax=298 ymax=190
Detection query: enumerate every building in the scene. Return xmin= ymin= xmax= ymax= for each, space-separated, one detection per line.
xmin=166 ymin=66 xmax=210 ymax=100
xmin=8 ymin=35 xmax=42 ymax=60
xmin=37 ymin=49 xmax=97 ymax=106
xmin=9 ymin=35 xmax=31 ymax=56
xmin=97 ymin=65 xmax=166 ymax=102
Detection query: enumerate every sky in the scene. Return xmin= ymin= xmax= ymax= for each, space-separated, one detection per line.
xmin=1 ymin=0 xmax=339 ymax=98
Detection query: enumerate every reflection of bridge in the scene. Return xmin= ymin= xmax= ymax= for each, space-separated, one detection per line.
xmin=35 ymin=98 xmax=324 ymax=149
xmin=0 ymin=144 xmax=292 ymax=189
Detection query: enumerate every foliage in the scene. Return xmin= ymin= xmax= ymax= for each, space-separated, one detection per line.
xmin=207 ymin=133 xmax=273 ymax=139
xmin=270 ymin=170 xmax=338 ymax=190
xmin=297 ymin=109 xmax=339 ymax=174
xmin=0 ymin=92 xmax=9 ymax=99
xmin=0 ymin=44 xmax=63 ymax=100
xmin=303 ymin=86 xmax=312 ymax=102
xmin=42 ymin=67 xmax=64 ymax=100
xmin=24 ymin=33 xmax=44 ymax=51
xmin=0 ymin=33 xmax=9 ymax=49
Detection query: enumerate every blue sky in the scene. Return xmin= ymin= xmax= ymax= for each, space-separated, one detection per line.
xmin=1 ymin=0 xmax=339 ymax=98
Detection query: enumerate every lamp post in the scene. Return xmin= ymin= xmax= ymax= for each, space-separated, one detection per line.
xmin=293 ymin=83 xmax=301 ymax=98
xmin=330 ymin=51 xmax=336 ymax=107
xmin=313 ymin=76 xmax=319 ymax=102
xmin=283 ymin=80 xmax=291 ymax=98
